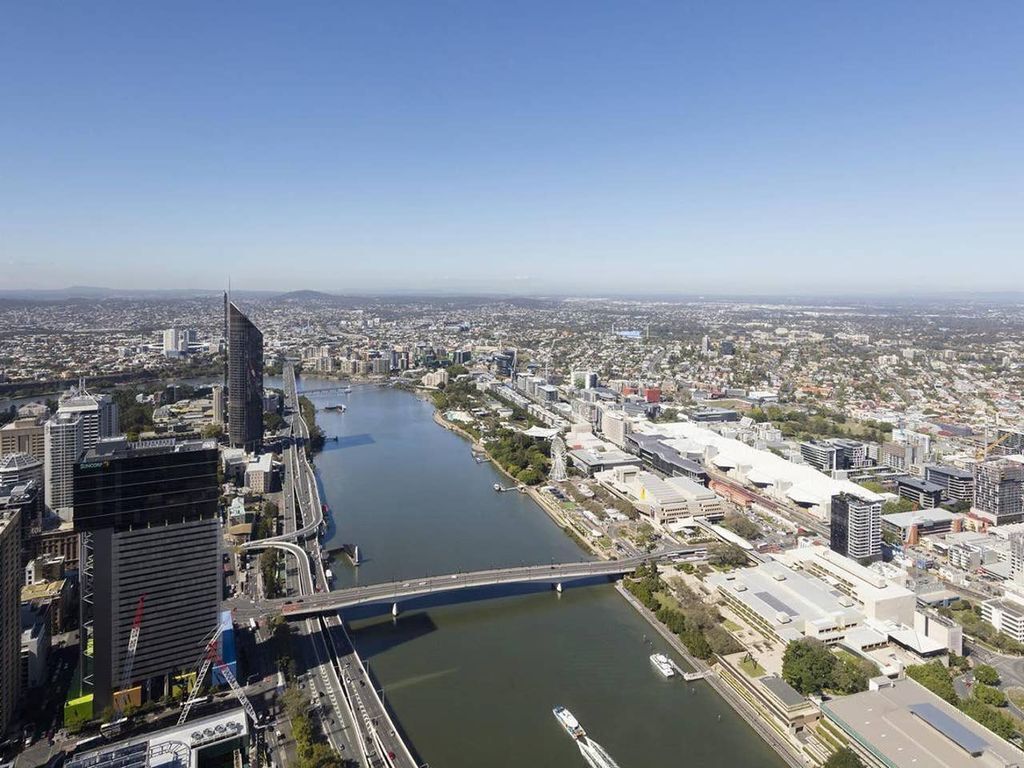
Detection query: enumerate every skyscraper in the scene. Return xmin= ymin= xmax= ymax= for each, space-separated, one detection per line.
xmin=227 ymin=300 xmax=264 ymax=453
xmin=74 ymin=438 xmax=221 ymax=711
xmin=830 ymin=492 xmax=882 ymax=563
xmin=0 ymin=506 xmax=20 ymax=733
xmin=973 ymin=459 xmax=1024 ymax=526
xmin=44 ymin=412 xmax=82 ymax=519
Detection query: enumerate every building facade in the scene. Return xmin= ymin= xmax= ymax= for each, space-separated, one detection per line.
xmin=44 ymin=412 xmax=82 ymax=519
xmin=74 ymin=438 xmax=221 ymax=711
xmin=0 ymin=508 xmax=20 ymax=734
xmin=227 ymin=301 xmax=264 ymax=453
xmin=972 ymin=459 xmax=1024 ymax=526
xmin=0 ymin=417 xmax=46 ymax=461
xmin=830 ymin=492 xmax=882 ymax=563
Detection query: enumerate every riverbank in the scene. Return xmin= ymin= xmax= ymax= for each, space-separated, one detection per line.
xmin=432 ymin=408 xmax=610 ymax=560
xmin=432 ymin=401 xmax=803 ymax=766
xmin=616 ymin=584 xmax=805 ymax=768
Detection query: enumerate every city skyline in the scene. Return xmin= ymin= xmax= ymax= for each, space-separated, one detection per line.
xmin=4 ymin=2 xmax=1024 ymax=294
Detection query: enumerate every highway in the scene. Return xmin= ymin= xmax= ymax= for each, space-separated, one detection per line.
xmin=281 ymin=364 xmax=418 ymax=768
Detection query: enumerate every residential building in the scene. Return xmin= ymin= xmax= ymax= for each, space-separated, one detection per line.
xmin=925 ymin=464 xmax=974 ymax=504
xmin=0 ymin=507 xmax=20 ymax=734
xmin=422 ymin=369 xmax=449 ymax=389
xmin=44 ymin=411 xmax=82 ymax=519
xmin=802 ymin=438 xmax=867 ymax=473
xmin=227 ymin=300 xmax=264 ymax=453
xmin=972 ymin=459 xmax=1024 ymax=526
xmin=896 ymin=476 xmax=944 ymax=510
xmin=831 ymin=492 xmax=882 ymax=563
xmin=0 ymin=417 xmax=46 ymax=460
xmin=74 ymin=438 xmax=221 ymax=711
xmin=211 ymin=385 xmax=225 ymax=425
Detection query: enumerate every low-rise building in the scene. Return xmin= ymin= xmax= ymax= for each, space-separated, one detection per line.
xmin=882 ymin=508 xmax=964 ymax=545
xmin=821 ymin=677 xmax=1024 ymax=768
xmin=981 ymin=596 xmax=1024 ymax=644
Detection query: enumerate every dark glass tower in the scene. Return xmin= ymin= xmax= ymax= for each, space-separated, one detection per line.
xmin=227 ymin=301 xmax=264 ymax=453
xmin=74 ymin=439 xmax=221 ymax=710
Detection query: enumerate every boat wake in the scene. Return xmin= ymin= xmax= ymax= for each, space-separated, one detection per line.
xmin=578 ymin=737 xmax=622 ymax=768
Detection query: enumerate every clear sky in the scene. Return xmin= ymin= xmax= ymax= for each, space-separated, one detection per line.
xmin=2 ymin=2 xmax=1022 ymax=295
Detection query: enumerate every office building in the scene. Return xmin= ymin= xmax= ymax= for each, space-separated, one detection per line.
xmin=972 ymin=459 xmax=1024 ymax=526
xmin=44 ymin=412 xmax=82 ymax=519
xmin=831 ymin=492 xmax=882 ymax=563
xmin=0 ymin=481 xmax=43 ymax=561
xmin=0 ymin=417 xmax=46 ymax=460
xmin=0 ymin=452 xmax=43 ymax=488
xmin=57 ymin=390 xmax=118 ymax=450
xmin=925 ymin=464 xmax=974 ymax=504
xmin=0 ymin=507 xmax=20 ymax=734
xmin=882 ymin=508 xmax=963 ymax=545
xmin=896 ymin=476 xmax=944 ymax=509
xmin=982 ymin=596 xmax=1024 ymax=644
xmin=74 ymin=438 xmax=221 ymax=710
xmin=226 ymin=301 xmax=264 ymax=453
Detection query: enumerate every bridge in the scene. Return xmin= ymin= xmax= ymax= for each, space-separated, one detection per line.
xmin=272 ymin=554 xmax=665 ymax=618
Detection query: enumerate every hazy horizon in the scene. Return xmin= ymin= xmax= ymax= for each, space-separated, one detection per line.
xmin=3 ymin=2 xmax=1023 ymax=294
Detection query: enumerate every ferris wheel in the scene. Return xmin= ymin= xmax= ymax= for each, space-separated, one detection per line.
xmin=550 ymin=435 xmax=568 ymax=482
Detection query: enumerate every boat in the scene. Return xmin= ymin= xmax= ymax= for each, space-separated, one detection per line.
xmin=650 ymin=653 xmax=676 ymax=678
xmin=493 ymin=483 xmax=502 ymax=492
xmin=552 ymin=707 xmax=586 ymax=740
xmin=344 ymin=386 xmax=353 ymax=394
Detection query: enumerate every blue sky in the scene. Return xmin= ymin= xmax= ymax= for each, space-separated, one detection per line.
xmin=2 ymin=2 xmax=1022 ymax=295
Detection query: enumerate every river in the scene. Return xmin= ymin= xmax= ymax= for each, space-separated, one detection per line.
xmin=294 ymin=376 xmax=786 ymax=768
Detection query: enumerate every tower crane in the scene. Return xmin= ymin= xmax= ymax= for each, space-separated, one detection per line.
xmin=109 ymin=595 xmax=146 ymax=716
xmin=178 ymin=625 xmax=260 ymax=727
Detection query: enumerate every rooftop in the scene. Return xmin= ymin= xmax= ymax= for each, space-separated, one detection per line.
xmin=822 ymin=678 xmax=1024 ymax=767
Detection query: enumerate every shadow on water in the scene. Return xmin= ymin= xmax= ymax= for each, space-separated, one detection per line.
xmin=324 ymin=433 xmax=375 ymax=451
xmin=345 ymin=612 xmax=440 ymax=655
xmin=339 ymin=576 xmax=617 ymax=624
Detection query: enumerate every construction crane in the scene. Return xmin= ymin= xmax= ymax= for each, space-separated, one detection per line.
xmin=178 ymin=626 xmax=260 ymax=727
xmin=108 ymin=595 xmax=146 ymax=720
xmin=977 ymin=420 xmax=1017 ymax=461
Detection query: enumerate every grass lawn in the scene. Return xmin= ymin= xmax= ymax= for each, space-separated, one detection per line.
xmin=654 ymin=590 xmax=683 ymax=611
xmin=739 ymin=656 xmax=766 ymax=677
xmin=723 ymin=619 xmax=742 ymax=632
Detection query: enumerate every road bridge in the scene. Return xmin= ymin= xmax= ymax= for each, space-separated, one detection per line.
xmin=273 ymin=554 xmax=669 ymax=618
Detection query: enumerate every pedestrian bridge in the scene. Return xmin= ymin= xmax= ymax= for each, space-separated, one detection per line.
xmin=272 ymin=553 xmax=671 ymax=618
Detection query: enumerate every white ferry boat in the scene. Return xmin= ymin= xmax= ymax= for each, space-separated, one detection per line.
xmin=650 ymin=653 xmax=676 ymax=678
xmin=552 ymin=706 xmax=586 ymax=740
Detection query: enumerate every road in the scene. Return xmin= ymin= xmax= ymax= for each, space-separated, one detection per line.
xmin=276 ymin=555 xmax=662 ymax=618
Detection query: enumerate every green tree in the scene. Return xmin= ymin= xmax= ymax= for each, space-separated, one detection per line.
xmin=782 ymin=639 xmax=837 ymax=695
xmin=959 ymin=698 xmax=1017 ymax=740
xmin=707 ymin=542 xmax=749 ymax=568
xmin=823 ymin=747 xmax=865 ymax=768
xmin=974 ymin=683 xmax=1007 ymax=707
xmin=974 ymin=664 xmax=1000 ymax=686
xmin=721 ymin=513 xmax=762 ymax=541
xmin=201 ymin=423 xmax=224 ymax=439
xmin=906 ymin=662 xmax=959 ymax=706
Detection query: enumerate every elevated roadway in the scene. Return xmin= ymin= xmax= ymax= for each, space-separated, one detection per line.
xmin=276 ymin=554 xmax=668 ymax=618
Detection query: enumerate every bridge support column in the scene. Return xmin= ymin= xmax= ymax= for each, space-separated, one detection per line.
xmin=392 ymin=602 xmax=399 ymax=618
xmin=555 ymin=582 xmax=563 ymax=594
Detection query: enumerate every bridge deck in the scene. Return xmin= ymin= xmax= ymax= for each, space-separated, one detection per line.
xmin=276 ymin=555 xmax=659 ymax=617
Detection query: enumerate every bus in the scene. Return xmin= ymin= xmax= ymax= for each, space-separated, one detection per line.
xmin=249 ymin=617 xmax=258 ymax=632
